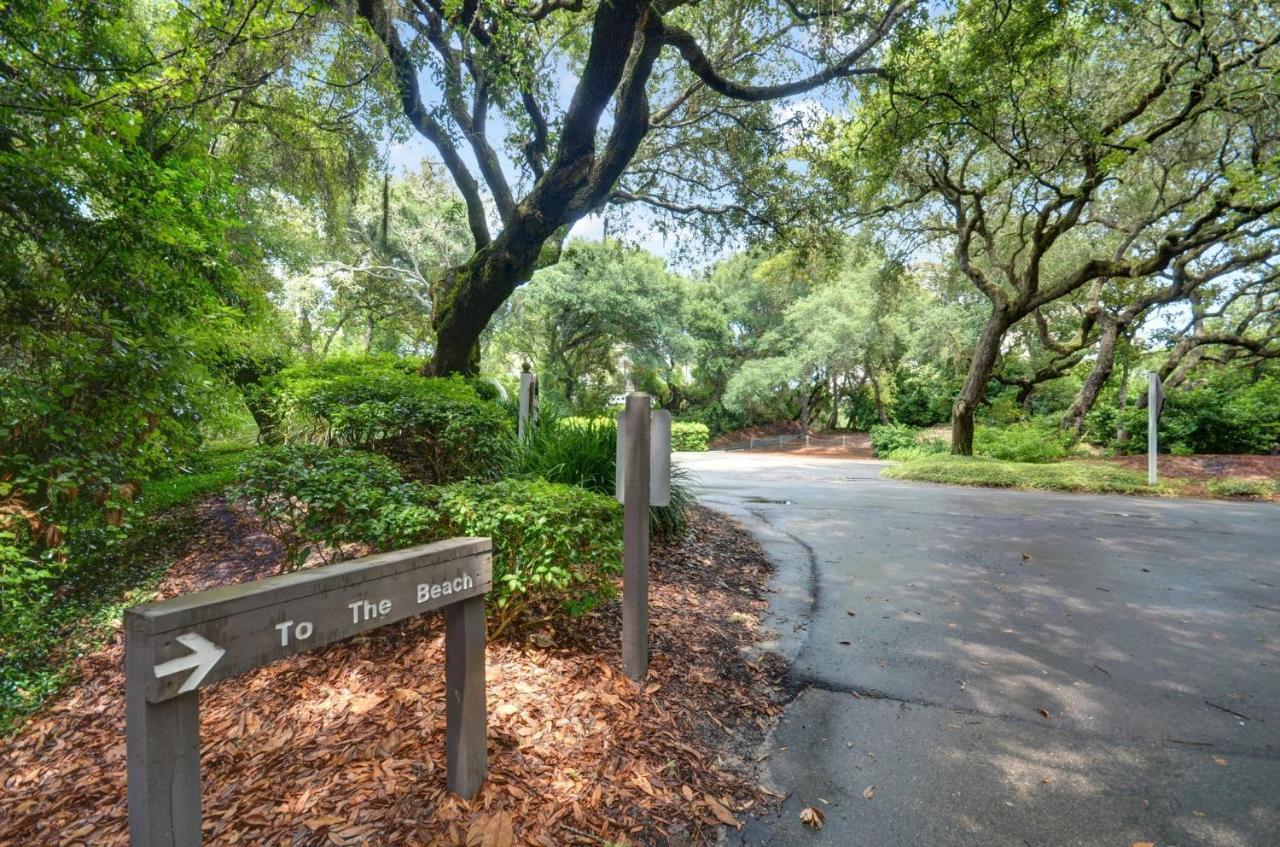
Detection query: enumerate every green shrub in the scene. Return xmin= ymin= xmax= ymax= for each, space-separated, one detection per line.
xmin=882 ymin=440 xmax=948 ymax=461
xmin=1117 ymin=377 xmax=1280 ymax=455
xmin=869 ymin=423 xmax=922 ymax=457
xmin=1206 ymin=477 xmax=1274 ymax=498
xmin=270 ymin=356 xmax=511 ymax=483
xmin=511 ymin=417 xmax=692 ymax=537
xmin=973 ymin=420 xmax=1072 ymax=463
xmin=671 ymin=421 xmax=710 ymax=452
xmin=232 ymin=445 xmax=428 ymax=571
xmin=3 ymin=447 xmax=250 ymax=728
xmin=418 ymin=478 xmax=623 ymax=637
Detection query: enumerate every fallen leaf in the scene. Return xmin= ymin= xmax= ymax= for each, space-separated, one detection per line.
xmin=1132 ymin=842 xmax=1155 ymax=847
xmin=304 ymin=816 xmax=346 ymax=831
xmin=1021 ymin=552 xmax=1031 ymax=560
xmin=799 ymin=805 xmax=825 ymax=829
xmin=863 ymin=785 xmax=876 ymax=800
xmin=703 ymin=795 xmax=741 ymax=828
xmin=1211 ymin=756 xmax=1229 ymax=767
xmin=1037 ymin=708 xmax=1051 ymax=719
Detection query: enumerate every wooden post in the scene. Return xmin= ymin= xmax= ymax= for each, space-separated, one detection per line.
xmin=126 ymin=618 xmax=203 ymax=847
xmin=1148 ymin=372 xmax=1159 ymax=485
xmin=445 ymin=595 xmax=487 ymax=797
xmin=621 ymin=392 xmax=651 ymax=680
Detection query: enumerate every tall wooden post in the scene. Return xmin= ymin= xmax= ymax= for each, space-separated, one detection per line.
xmin=445 ymin=595 xmax=487 ymax=798
xmin=1147 ymin=372 xmax=1159 ymax=485
xmin=126 ymin=618 xmax=203 ymax=847
xmin=621 ymin=393 xmax=651 ymax=680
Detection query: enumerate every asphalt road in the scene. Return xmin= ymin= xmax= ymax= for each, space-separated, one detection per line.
xmin=679 ymin=451 xmax=1280 ymax=847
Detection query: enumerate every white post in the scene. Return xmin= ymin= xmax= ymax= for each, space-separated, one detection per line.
xmin=1147 ymin=372 xmax=1158 ymax=485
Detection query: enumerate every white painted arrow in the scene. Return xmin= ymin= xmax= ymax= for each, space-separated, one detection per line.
xmin=153 ymin=632 xmax=225 ymax=693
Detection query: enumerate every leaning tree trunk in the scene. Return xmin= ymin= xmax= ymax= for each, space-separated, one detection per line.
xmin=867 ymin=367 xmax=890 ymax=425
xmin=951 ymin=309 xmax=1011 ymax=455
xmin=1064 ymin=320 xmax=1121 ymax=435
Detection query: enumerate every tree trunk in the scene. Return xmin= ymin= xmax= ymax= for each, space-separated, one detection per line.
xmin=1114 ymin=360 xmax=1131 ymax=444
xmin=951 ymin=309 xmax=1011 ymax=455
xmin=1064 ymin=319 xmax=1121 ymax=435
xmin=867 ymin=365 xmax=890 ymax=425
xmin=826 ymin=373 xmax=841 ymax=430
xmin=429 ymin=224 xmax=569 ymax=376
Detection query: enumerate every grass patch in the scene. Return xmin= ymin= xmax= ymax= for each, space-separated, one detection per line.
xmin=1206 ymin=477 xmax=1275 ymax=498
xmin=881 ymin=454 xmax=1177 ymax=496
xmin=1 ymin=446 xmax=254 ymax=731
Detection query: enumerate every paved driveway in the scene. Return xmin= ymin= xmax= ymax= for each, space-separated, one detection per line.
xmin=680 ymin=452 xmax=1280 ymax=847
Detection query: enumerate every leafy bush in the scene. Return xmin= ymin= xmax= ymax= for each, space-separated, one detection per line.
xmin=3 ymin=447 xmax=251 ymax=728
xmin=232 ymin=445 xmax=428 ymax=571
xmin=1117 ymin=377 xmax=1280 ymax=455
xmin=882 ymin=440 xmax=949 ymax=461
xmin=511 ymin=417 xmax=692 ymax=537
xmin=417 ymin=479 xmax=623 ymax=637
xmin=892 ymin=365 xmax=955 ymax=427
xmin=1206 ymin=477 xmax=1274 ymax=498
xmin=973 ymin=420 xmax=1072 ymax=463
xmin=869 ymin=423 xmax=922 ymax=457
xmin=270 ymin=356 xmax=511 ymax=483
xmin=671 ymin=421 xmax=710 ymax=452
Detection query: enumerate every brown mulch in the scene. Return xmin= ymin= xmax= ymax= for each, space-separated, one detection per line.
xmin=1 ymin=502 xmax=786 ymax=846
xmin=1099 ymin=453 xmax=1280 ymax=499
xmin=1100 ymin=452 xmax=1280 ymax=482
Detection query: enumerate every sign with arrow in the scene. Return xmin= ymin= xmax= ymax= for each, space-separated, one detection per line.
xmin=125 ymin=537 xmax=493 ymax=846
xmin=152 ymin=632 xmax=224 ymax=694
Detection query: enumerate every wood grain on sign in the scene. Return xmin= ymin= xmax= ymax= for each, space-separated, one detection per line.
xmin=128 ymin=537 xmax=492 ymax=703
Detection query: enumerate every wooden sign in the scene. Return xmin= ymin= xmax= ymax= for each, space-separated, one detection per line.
xmin=126 ymin=537 xmax=492 ymax=846
xmin=616 ymin=406 xmax=671 ymax=507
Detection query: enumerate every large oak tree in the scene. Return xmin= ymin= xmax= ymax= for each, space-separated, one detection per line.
xmin=350 ymin=0 xmax=919 ymax=375
xmin=820 ymin=0 xmax=1280 ymax=453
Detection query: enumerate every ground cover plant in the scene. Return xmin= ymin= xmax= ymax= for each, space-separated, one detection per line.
xmin=881 ymin=455 xmax=1172 ymax=496
xmin=1 ymin=448 xmax=250 ymax=728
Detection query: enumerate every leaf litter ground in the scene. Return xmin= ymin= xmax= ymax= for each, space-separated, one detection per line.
xmin=2 ymin=500 xmax=788 ymax=845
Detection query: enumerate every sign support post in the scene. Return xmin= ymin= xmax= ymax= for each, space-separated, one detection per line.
xmin=615 ymin=393 xmax=671 ymax=682
xmin=1148 ymin=372 xmax=1161 ymax=485
xmin=125 ymin=538 xmax=492 ymax=846
xmin=621 ymin=393 xmax=651 ymax=680
xmin=126 ymin=655 xmax=202 ymax=846
xmin=444 ymin=595 xmax=487 ymax=796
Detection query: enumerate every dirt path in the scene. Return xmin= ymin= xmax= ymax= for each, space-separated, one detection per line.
xmin=2 ymin=501 xmax=785 ymax=846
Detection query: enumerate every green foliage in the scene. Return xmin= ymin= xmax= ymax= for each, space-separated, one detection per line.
xmin=671 ymin=422 xmax=710 ymax=452
xmin=891 ymin=366 xmax=954 ymax=427
xmin=232 ymin=446 xmax=427 ymax=571
xmin=486 ymin=240 xmax=691 ymax=411
xmin=1117 ymin=377 xmax=1280 ymax=455
xmin=271 ymin=356 xmax=511 ymax=483
xmin=1206 ymin=478 xmax=1274 ymax=499
xmin=869 ymin=424 xmax=922 ymax=457
xmin=415 ymin=479 xmax=623 ymax=637
xmin=510 ymin=418 xmax=693 ymax=538
xmin=883 ymin=456 xmax=1168 ymax=496
xmin=2 ymin=447 xmax=248 ymax=729
xmin=973 ymin=420 xmax=1072 ymax=463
